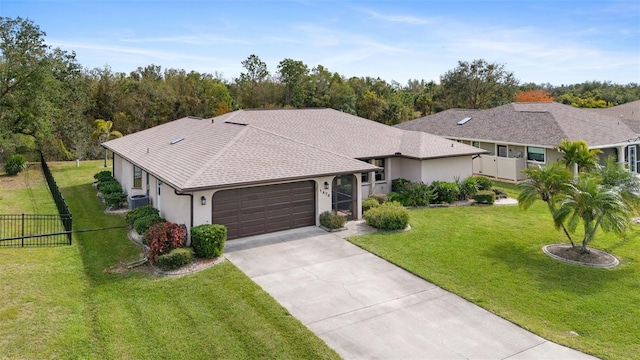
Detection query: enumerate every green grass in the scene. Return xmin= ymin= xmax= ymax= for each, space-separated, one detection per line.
xmin=350 ymin=183 xmax=640 ymax=359
xmin=0 ymin=160 xmax=339 ymax=359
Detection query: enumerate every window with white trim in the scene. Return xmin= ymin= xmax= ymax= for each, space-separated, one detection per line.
xmin=527 ymin=147 xmax=545 ymax=162
xmin=133 ymin=165 xmax=142 ymax=188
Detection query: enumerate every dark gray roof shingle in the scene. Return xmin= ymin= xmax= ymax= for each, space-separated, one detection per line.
xmin=396 ymin=102 xmax=638 ymax=147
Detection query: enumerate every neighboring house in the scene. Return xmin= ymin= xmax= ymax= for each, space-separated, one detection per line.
xmin=103 ymin=108 xmax=484 ymax=241
xmin=396 ymin=102 xmax=640 ymax=181
xmin=587 ymin=100 xmax=640 ymax=131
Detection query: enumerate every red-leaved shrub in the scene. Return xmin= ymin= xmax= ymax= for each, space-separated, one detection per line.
xmin=145 ymin=222 xmax=187 ymax=263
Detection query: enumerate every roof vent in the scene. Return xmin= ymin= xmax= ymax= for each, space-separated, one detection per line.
xmin=170 ymin=137 xmax=185 ymax=145
xmin=457 ymin=117 xmax=472 ymax=125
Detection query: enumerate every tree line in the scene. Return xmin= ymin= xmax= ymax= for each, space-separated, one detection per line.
xmin=1 ymin=17 xmax=639 ymax=162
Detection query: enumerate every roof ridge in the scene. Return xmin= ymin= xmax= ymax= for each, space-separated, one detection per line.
xmin=246 ymin=123 xmax=374 ymax=164
xmin=182 ymin=123 xmax=250 ymax=188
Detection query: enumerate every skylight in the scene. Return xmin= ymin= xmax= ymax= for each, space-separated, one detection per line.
xmin=170 ymin=137 xmax=185 ymax=145
xmin=457 ymin=117 xmax=472 ymax=125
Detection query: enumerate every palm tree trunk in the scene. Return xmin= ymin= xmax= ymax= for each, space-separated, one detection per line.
xmin=104 ymin=148 xmax=108 ymax=168
xmin=547 ymin=200 xmax=575 ymax=247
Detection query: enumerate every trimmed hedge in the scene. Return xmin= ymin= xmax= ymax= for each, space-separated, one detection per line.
xmin=473 ymin=190 xmax=496 ymax=205
xmin=4 ymin=154 xmax=27 ymax=176
xmin=191 ymin=224 xmax=227 ymax=258
xmin=363 ymin=202 xmax=409 ymax=231
xmin=476 ymin=177 xmax=493 ymax=191
xmin=93 ymin=170 xmax=114 ymax=183
xmin=429 ymin=181 xmax=460 ymax=204
xmin=155 ymin=247 xmax=194 ymax=271
xmin=457 ymin=177 xmax=479 ymax=200
xmin=362 ymin=197 xmax=381 ymax=213
xmin=319 ymin=211 xmax=346 ymax=230
xmin=134 ymin=214 xmax=165 ymax=237
xmin=388 ymin=181 xmax=433 ymax=206
xmin=95 ymin=178 xmax=127 ymax=208
xmin=126 ymin=205 xmax=160 ymax=226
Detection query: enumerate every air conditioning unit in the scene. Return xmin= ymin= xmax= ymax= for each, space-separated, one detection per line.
xmin=128 ymin=194 xmax=149 ymax=210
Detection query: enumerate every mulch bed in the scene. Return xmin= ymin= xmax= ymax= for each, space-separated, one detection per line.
xmin=543 ymin=244 xmax=619 ymax=268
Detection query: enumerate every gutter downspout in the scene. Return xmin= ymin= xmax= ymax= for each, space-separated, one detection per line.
xmin=174 ymin=190 xmax=194 ymax=245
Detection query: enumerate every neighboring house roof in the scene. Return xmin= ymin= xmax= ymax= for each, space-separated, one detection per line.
xmin=586 ymin=100 xmax=640 ymax=132
xmin=103 ymin=116 xmax=379 ymax=192
xmin=396 ymin=102 xmax=639 ymax=148
xmin=217 ymin=108 xmax=485 ymax=159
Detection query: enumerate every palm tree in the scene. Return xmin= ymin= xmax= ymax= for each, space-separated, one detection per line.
xmin=554 ymin=175 xmax=630 ymax=253
xmin=91 ymin=119 xmax=122 ymax=167
xmin=518 ymin=163 xmax=575 ymax=246
xmin=556 ymin=139 xmax=601 ymax=176
xmin=597 ymin=156 xmax=640 ymax=210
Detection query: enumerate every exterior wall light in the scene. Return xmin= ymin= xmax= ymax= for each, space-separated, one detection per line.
xmin=324 ymin=181 xmax=329 ymax=190
xmin=201 ymin=196 xmax=206 ymax=206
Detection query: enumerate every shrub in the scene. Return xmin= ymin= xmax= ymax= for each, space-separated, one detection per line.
xmin=155 ymin=247 xmax=194 ymax=271
xmin=125 ymin=205 xmax=160 ymax=226
xmin=93 ymin=170 xmax=114 ymax=183
xmin=134 ymin=213 xmax=165 ymax=236
xmin=369 ymin=193 xmax=388 ymax=204
xmin=492 ymin=188 xmax=507 ymax=199
xmin=391 ymin=178 xmax=412 ymax=193
xmin=458 ymin=177 xmax=479 ymax=200
xmin=476 ymin=177 xmax=493 ymax=191
xmin=97 ymin=180 xmax=122 ymax=194
xmin=146 ymin=222 xmax=187 ymax=263
xmin=363 ymin=202 xmax=409 ymax=230
xmin=4 ymin=154 xmax=27 ymax=176
xmin=429 ymin=181 xmax=460 ymax=204
xmin=473 ymin=190 xmax=496 ymax=205
xmin=319 ymin=211 xmax=347 ymax=230
xmin=104 ymin=191 xmax=128 ymax=208
xmin=191 ymin=224 xmax=227 ymax=258
xmin=362 ymin=198 xmax=381 ymax=213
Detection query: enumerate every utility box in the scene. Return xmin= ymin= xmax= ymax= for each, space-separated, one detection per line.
xmin=128 ymin=194 xmax=149 ymax=210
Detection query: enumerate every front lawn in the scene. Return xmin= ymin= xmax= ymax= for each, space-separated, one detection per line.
xmin=350 ymin=184 xmax=640 ymax=360
xmin=0 ymin=160 xmax=339 ymax=359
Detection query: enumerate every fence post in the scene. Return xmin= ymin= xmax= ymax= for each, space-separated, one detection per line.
xmin=21 ymin=213 xmax=25 ymax=247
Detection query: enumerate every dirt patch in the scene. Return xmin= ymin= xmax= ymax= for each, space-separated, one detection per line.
xmin=543 ymin=244 xmax=619 ymax=268
xmin=0 ymin=164 xmax=44 ymax=190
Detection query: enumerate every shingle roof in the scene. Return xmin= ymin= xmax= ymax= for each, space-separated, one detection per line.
xmin=587 ymin=100 xmax=640 ymax=132
xmin=103 ymin=117 xmax=380 ymax=191
xmin=396 ymin=102 xmax=639 ymax=148
xmin=216 ymin=108 xmax=485 ymax=159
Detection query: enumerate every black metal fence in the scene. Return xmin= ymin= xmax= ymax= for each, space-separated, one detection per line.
xmin=0 ymin=154 xmax=73 ymax=247
xmin=0 ymin=213 xmax=71 ymax=247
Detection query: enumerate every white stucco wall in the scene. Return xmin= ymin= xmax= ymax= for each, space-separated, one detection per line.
xmin=421 ymin=156 xmax=474 ymax=184
xmin=390 ymin=157 xmax=422 ymax=183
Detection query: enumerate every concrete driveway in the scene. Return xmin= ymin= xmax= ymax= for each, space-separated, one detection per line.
xmin=224 ymin=226 xmax=597 ymax=359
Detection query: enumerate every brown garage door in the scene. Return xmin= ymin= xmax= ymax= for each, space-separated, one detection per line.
xmin=212 ymin=181 xmax=316 ymax=240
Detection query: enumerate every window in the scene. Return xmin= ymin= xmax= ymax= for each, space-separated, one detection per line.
xmin=362 ymin=172 xmax=369 ymax=183
xmin=133 ymin=165 xmax=142 ymax=188
xmin=472 ymin=141 xmax=480 ymax=148
xmin=527 ymin=147 xmax=545 ymax=162
xmin=373 ymin=158 xmax=386 ymax=182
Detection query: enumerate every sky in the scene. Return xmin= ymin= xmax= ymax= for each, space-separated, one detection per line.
xmin=1 ymin=0 xmax=639 ymax=86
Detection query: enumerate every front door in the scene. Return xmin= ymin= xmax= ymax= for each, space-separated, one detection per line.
xmin=332 ymin=175 xmax=356 ymax=220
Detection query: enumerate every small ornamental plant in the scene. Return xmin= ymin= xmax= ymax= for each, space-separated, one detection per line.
xmin=146 ymin=222 xmax=187 ymax=264
xmin=319 ymin=211 xmax=347 ymax=230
